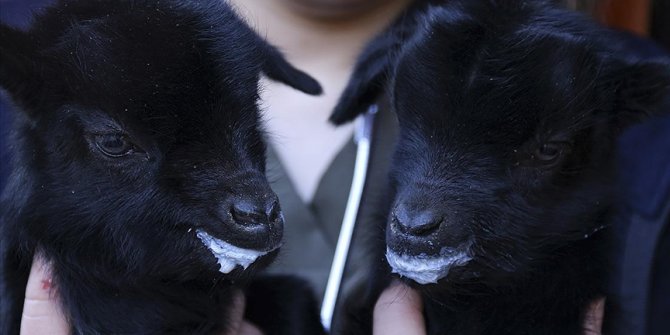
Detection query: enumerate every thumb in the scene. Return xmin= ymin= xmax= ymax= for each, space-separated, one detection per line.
xmin=583 ymin=297 xmax=605 ymax=335
xmin=222 ymin=291 xmax=263 ymax=335
xmin=373 ymin=280 xmax=426 ymax=335
xmin=20 ymin=256 xmax=69 ymax=335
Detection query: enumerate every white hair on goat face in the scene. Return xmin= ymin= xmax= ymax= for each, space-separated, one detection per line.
xmin=386 ymin=246 xmax=472 ymax=284
xmin=196 ymin=230 xmax=272 ymax=274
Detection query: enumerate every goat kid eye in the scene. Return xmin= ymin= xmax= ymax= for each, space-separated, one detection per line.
xmin=535 ymin=143 xmax=563 ymax=162
xmin=94 ymin=134 xmax=138 ymax=158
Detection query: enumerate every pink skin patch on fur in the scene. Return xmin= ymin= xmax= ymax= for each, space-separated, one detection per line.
xmin=41 ymin=279 xmax=52 ymax=290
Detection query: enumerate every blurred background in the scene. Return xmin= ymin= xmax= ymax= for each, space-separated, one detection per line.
xmin=564 ymin=0 xmax=669 ymax=51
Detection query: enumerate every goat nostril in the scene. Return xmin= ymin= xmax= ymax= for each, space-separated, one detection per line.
xmin=266 ymin=200 xmax=281 ymax=223
xmin=393 ymin=206 xmax=442 ymax=236
xmin=230 ymin=201 xmax=266 ymax=225
xmin=229 ymin=198 xmax=282 ymax=226
xmin=407 ymin=216 xmax=442 ymax=235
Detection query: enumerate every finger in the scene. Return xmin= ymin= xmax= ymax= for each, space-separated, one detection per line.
xmin=222 ymin=290 xmax=246 ymax=335
xmin=20 ymin=257 xmax=69 ymax=335
xmin=222 ymin=291 xmax=265 ymax=335
xmin=373 ymin=280 xmax=426 ymax=335
xmin=583 ymin=297 xmax=605 ymax=335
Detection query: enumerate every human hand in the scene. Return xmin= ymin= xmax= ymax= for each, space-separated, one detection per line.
xmin=373 ymin=280 xmax=426 ymax=335
xmin=583 ymin=298 xmax=605 ymax=335
xmin=20 ymin=256 xmax=262 ymax=335
xmin=227 ymin=293 xmax=264 ymax=335
xmin=20 ymin=256 xmax=69 ymax=335
xmin=372 ymin=280 xmax=605 ymax=335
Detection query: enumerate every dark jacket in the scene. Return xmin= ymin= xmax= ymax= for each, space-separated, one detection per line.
xmin=606 ymin=112 xmax=670 ymax=335
xmin=0 ymin=0 xmax=56 ymax=192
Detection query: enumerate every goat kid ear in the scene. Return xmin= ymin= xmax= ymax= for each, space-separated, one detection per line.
xmin=0 ymin=24 xmax=41 ymax=111
xmin=262 ymin=44 xmax=322 ymax=96
xmin=600 ymin=58 xmax=670 ymax=125
xmin=328 ymin=2 xmax=438 ymax=125
xmin=328 ymin=31 xmax=397 ymax=126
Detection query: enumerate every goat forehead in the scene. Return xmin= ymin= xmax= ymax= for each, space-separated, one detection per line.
xmin=49 ymin=30 xmax=252 ymax=93
xmin=37 ymin=27 xmax=262 ymax=137
xmin=35 ymin=3 xmax=261 ymax=101
xmin=395 ymin=42 xmax=601 ymax=145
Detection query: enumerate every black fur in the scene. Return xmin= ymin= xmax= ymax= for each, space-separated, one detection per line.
xmin=0 ymin=1 xmax=324 ymax=334
xmin=333 ymin=1 xmax=670 ymax=334
xmin=245 ymin=276 xmax=326 ymax=334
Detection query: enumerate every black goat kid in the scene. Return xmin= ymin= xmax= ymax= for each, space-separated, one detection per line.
xmin=0 ymin=1 xmax=325 ymax=334
xmin=331 ymin=1 xmax=670 ymax=334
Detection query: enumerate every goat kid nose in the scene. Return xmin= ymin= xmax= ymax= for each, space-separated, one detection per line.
xmin=391 ymin=203 xmax=443 ymax=236
xmin=229 ymin=197 xmax=282 ymax=226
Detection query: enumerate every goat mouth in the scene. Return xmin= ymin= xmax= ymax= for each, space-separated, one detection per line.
xmin=195 ymin=229 xmax=278 ymax=274
xmin=386 ymin=247 xmax=472 ymax=284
